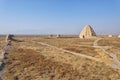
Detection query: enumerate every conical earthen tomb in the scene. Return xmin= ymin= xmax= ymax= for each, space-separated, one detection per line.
xmin=79 ymin=25 xmax=96 ymax=38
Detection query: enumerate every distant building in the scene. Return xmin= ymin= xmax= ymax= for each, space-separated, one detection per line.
xmin=79 ymin=25 xmax=96 ymax=38
xmin=108 ymin=35 xmax=112 ymax=37
xmin=49 ymin=34 xmax=53 ymax=38
xmin=5 ymin=34 xmax=14 ymax=43
xmin=118 ymin=35 xmax=120 ymax=38
xmin=56 ymin=34 xmax=60 ymax=38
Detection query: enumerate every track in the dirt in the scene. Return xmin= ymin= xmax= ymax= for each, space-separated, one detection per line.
xmin=31 ymin=41 xmax=102 ymax=62
xmin=30 ymin=38 xmax=120 ymax=69
xmin=93 ymin=38 xmax=120 ymax=69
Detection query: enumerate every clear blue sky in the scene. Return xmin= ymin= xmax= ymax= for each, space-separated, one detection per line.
xmin=0 ymin=0 xmax=120 ymax=35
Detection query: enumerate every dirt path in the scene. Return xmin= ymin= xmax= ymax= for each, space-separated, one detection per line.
xmin=93 ymin=38 xmax=102 ymax=47
xmin=32 ymin=38 xmax=120 ymax=69
xmin=32 ymin=41 xmax=102 ymax=62
xmin=93 ymin=38 xmax=120 ymax=69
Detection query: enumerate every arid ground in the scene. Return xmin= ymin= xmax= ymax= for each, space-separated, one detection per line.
xmin=0 ymin=36 xmax=120 ymax=80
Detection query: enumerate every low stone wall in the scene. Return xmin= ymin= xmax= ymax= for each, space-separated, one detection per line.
xmin=0 ymin=36 xmax=13 ymax=80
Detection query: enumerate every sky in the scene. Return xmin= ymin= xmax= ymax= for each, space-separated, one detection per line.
xmin=0 ymin=0 xmax=120 ymax=35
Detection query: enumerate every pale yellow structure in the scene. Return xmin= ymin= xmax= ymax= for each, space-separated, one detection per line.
xmin=118 ymin=35 xmax=120 ymax=38
xmin=108 ymin=35 xmax=112 ymax=37
xmin=56 ymin=34 xmax=60 ymax=38
xmin=79 ymin=25 xmax=96 ymax=38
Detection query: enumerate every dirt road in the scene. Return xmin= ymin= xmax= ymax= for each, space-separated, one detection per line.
xmin=93 ymin=38 xmax=120 ymax=69
xmin=33 ymin=41 xmax=102 ymax=62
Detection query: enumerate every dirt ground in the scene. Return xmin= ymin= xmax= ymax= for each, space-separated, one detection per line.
xmin=1 ymin=36 xmax=120 ymax=80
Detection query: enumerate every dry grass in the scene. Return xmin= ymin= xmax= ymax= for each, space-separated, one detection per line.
xmin=2 ymin=36 xmax=120 ymax=80
xmin=97 ymin=37 xmax=120 ymax=60
xmin=3 ymin=48 xmax=82 ymax=80
xmin=0 ymin=37 xmax=6 ymax=48
xmin=98 ymin=37 xmax=120 ymax=47
xmin=3 ymin=47 xmax=120 ymax=80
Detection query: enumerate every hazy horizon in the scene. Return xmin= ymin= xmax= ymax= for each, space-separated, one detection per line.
xmin=0 ymin=0 xmax=120 ymax=35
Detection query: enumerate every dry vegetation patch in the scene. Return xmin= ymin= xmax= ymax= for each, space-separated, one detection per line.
xmin=32 ymin=38 xmax=95 ymax=47
xmin=64 ymin=46 xmax=97 ymax=57
xmin=2 ymin=37 xmax=120 ymax=80
xmin=3 ymin=48 xmax=86 ymax=80
xmin=98 ymin=38 xmax=120 ymax=47
xmin=3 ymin=47 xmax=120 ymax=80
xmin=97 ymin=37 xmax=120 ymax=61
xmin=0 ymin=37 xmax=6 ymax=49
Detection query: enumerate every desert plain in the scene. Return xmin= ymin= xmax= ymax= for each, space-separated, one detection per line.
xmin=0 ymin=35 xmax=120 ymax=80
